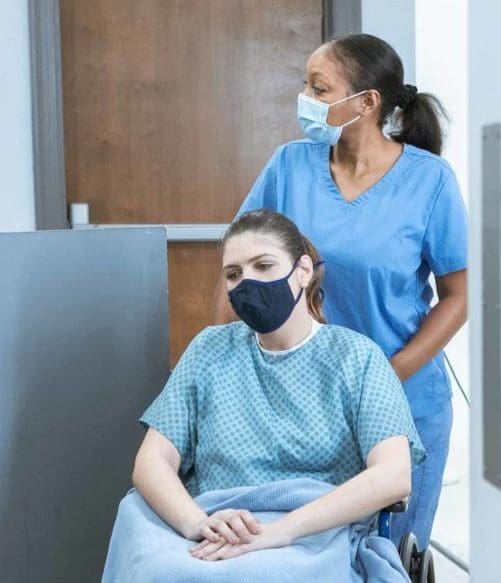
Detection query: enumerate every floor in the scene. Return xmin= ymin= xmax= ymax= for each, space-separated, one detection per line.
xmin=432 ymin=551 xmax=469 ymax=582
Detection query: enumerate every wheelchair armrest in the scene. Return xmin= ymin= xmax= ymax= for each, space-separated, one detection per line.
xmin=381 ymin=499 xmax=408 ymax=513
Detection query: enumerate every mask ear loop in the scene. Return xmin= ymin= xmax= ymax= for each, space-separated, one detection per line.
xmin=290 ymin=257 xmax=305 ymax=304
xmin=312 ymin=260 xmax=325 ymax=301
xmin=293 ymin=258 xmax=325 ymax=305
xmin=327 ymin=89 xmax=368 ymax=107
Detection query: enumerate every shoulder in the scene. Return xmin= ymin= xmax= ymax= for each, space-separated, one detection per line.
xmin=188 ymin=321 xmax=253 ymax=364
xmin=270 ymin=139 xmax=326 ymax=165
xmin=402 ymin=143 xmax=456 ymax=187
xmin=314 ymin=326 xmax=395 ymax=404
xmin=315 ymin=324 xmax=383 ymax=367
xmin=403 ymin=143 xmax=452 ymax=170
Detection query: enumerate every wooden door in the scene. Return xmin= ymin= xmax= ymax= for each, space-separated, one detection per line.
xmin=60 ymin=0 xmax=322 ymax=364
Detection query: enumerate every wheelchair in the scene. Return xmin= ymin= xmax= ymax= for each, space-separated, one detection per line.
xmin=378 ymin=501 xmax=436 ymax=583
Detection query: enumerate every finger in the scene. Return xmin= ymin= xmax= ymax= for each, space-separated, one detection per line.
xmin=191 ymin=541 xmax=223 ymax=559
xmin=191 ymin=538 xmax=212 ymax=552
xmin=201 ymin=524 xmax=220 ymax=543
xmin=204 ymin=542 xmax=242 ymax=561
xmin=227 ymin=515 xmax=253 ymax=543
xmin=210 ymin=509 xmax=234 ymax=521
xmin=209 ymin=519 xmax=239 ymax=545
xmin=238 ymin=510 xmax=263 ymax=535
xmin=191 ymin=540 xmax=226 ymax=559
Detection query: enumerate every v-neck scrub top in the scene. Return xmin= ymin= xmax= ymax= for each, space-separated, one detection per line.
xmin=237 ymin=140 xmax=468 ymax=422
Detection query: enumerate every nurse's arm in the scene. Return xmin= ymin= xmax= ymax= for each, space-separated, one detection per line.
xmin=212 ymin=273 xmax=239 ymax=324
xmin=277 ymin=435 xmax=411 ymax=542
xmin=390 ymin=268 xmax=467 ymax=382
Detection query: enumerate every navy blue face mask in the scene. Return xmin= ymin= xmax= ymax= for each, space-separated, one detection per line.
xmin=228 ymin=261 xmax=304 ymax=334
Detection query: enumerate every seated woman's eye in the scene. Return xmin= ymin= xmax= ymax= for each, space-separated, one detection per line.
xmin=256 ymin=263 xmax=273 ymax=271
xmin=225 ymin=271 xmax=240 ymax=281
xmin=313 ymin=86 xmax=325 ymax=95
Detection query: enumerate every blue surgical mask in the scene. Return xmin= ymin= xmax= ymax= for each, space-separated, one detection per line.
xmin=297 ymin=90 xmax=367 ymax=145
xmin=228 ymin=261 xmax=303 ymax=334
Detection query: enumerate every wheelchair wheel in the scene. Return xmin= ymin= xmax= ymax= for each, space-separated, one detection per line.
xmin=398 ymin=533 xmax=420 ymax=581
xmin=418 ymin=548 xmax=435 ymax=583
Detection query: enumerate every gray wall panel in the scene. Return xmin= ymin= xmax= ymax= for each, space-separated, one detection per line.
xmin=482 ymin=123 xmax=501 ymax=490
xmin=0 ymin=228 xmax=168 ymax=582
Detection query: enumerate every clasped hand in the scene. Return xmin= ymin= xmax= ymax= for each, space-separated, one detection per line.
xmin=189 ymin=510 xmax=290 ymax=561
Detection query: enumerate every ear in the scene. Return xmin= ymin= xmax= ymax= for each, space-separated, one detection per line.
xmin=359 ymin=89 xmax=381 ymax=115
xmin=297 ymin=255 xmax=314 ymax=288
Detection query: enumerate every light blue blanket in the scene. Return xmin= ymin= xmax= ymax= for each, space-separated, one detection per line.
xmin=102 ymin=478 xmax=411 ymax=582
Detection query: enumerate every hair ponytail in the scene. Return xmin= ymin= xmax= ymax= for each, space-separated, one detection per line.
xmin=300 ymin=235 xmax=326 ymax=324
xmin=391 ymin=91 xmax=448 ymax=155
xmin=326 ymin=34 xmax=448 ymax=155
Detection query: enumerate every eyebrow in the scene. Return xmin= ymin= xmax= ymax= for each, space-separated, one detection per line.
xmin=309 ymin=71 xmax=330 ymax=83
xmin=223 ymin=253 xmax=278 ymax=270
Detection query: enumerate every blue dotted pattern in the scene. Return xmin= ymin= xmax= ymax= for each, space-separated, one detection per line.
xmin=140 ymin=322 xmax=426 ymax=496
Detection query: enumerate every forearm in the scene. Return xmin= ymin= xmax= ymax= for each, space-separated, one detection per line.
xmin=212 ymin=274 xmax=239 ymax=325
xmin=278 ymin=462 xmax=410 ymax=542
xmin=391 ymin=293 xmax=467 ymax=382
xmin=132 ymin=450 xmax=206 ymax=539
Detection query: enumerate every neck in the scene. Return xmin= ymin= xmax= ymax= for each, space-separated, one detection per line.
xmin=257 ymin=299 xmax=313 ymax=351
xmin=332 ymin=128 xmax=399 ymax=173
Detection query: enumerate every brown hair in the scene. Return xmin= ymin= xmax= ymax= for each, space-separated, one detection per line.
xmin=222 ymin=209 xmax=326 ymax=323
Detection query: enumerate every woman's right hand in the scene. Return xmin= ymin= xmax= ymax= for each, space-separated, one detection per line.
xmin=185 ymin=509 xmax=262 ymax=544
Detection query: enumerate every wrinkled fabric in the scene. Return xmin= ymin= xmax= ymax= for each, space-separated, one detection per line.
xmin=140 ymin=323 xmax=425 ymax=497
xmin=102 ymin=478 xmax=411 ymax=583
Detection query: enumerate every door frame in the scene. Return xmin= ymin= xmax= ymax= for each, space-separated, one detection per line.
xmin=29 ymin=0 xmax=361 ymax=231
xmin=28 ymin=0 xmax=68 ymax=230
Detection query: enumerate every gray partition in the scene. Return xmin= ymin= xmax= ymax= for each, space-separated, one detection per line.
xmin=0 ymin=228 xmax=169 ymax=582
xmin=482 ymin=123 xmax=501 ymax=490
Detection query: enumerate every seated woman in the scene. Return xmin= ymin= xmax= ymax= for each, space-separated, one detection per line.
xmin=103 ymin=209 xmax=426 ymax=582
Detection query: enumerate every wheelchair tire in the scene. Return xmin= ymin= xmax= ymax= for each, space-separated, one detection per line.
xmin=399 ymin=533 xmax=420 ymax=581
xmin=418 ymin=548 xmax=435 ymax=583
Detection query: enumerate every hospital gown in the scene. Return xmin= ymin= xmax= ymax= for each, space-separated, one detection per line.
xmin=140 ymin=321 xmax=425 ymax=495
xmin=103 ymin=322 xmax=425 ymax=582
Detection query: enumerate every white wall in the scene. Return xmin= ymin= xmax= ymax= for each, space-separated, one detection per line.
xmin=469 ymin=0 xmax=501 ymax=580
xmin=416 ymin=0 xmax=469 ymax=201
xmin=0 ymin=0 xmax=35 ymax=232
xmin=363 ymin=1 xmax=470 ymax=389
xmin=362 ymin=0 xmax=415 ymax=84
xmin=415 ymin=0 xmax=470 ymax=388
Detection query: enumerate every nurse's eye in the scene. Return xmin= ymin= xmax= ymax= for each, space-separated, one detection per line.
xmin=312 ymin=85 xmax=326 ymax=96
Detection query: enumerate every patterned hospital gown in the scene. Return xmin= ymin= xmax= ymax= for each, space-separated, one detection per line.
xmin=141 ymin=322 xmax=426 ymax=496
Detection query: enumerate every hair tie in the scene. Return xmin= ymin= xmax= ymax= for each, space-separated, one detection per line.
xmin=397 ymin=84 xmax=418 ymax=109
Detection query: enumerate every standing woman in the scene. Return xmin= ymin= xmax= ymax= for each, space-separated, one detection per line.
xmin=213 ymin=33 xmax=467 ymax=551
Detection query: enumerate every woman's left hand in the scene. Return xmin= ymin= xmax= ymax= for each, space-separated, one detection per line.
xmin=189 ymin=520 xmax=291 ymax=561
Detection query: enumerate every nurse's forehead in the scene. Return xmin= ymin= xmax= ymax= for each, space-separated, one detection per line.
xmin=306 ymin=48 xmax=345 ymax=83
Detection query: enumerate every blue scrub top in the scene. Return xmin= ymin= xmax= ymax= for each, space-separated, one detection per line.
xmin=237 ymin=140 xmax=468 ymax=422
